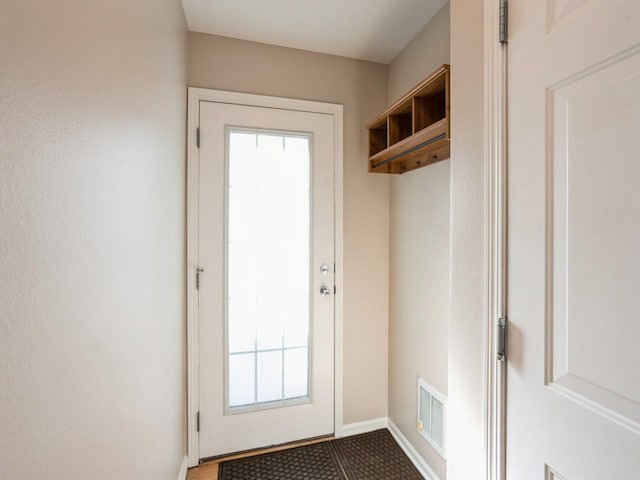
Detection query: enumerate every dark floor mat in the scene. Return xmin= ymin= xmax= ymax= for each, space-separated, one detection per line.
xmin=332 ymin=429 xmax=423 ymax=480
xmin=217 ymin=429 xmax=423 ymax=480
xmin=218 ymin=441 xmax=346 ymax=480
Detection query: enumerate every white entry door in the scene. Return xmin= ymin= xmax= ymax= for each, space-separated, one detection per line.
xmin=197 ymin=99 xmax=336 ymax=459
xmin=507 ymin=0 xmax=640 ymax=478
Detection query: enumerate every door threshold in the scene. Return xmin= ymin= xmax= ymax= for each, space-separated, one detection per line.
xmin=189 ymin=435 xmax=335 ymax=480
xmin=199 ymin=433 xmax=335 ymax=465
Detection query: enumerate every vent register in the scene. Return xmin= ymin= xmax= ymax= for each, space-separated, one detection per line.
xmin=417 ymin=377 xmax=446 ymax=458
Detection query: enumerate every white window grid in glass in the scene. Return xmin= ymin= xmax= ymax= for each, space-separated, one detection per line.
xmin=224 ymin=128 xmax=313 ymax=414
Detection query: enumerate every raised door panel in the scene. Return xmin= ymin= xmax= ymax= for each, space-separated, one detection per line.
xmin=547 ymin=50 xmax=640 ymax=433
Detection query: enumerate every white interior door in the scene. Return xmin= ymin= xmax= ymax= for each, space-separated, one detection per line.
xmin=197 ymin=100 xmax=335 ymax=459
xmin=507 ymin=0 xmax=640 ymax=478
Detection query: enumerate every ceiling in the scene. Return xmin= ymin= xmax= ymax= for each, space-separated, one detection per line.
xmin=180 ymin=0 xmax=448 ymax=64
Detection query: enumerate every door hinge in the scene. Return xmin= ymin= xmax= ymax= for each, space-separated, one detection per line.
xmin=196 ymin=267 xmax=204 ymax=290
xmin=499 ymin=0 xmax=508 ymax=45
xmin=334 ymin=285 xmax=337 ymax=295
xmin=497 ymin=317 xmax=508 ymax=361
xmin=196 ymin=127 xmax=201 ymax=148
xmin=196 ymin=411 xmax=200 ymax=432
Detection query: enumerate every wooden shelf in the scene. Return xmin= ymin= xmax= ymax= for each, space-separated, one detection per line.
xmin=367 ymin=64 xmax=450 ymax=174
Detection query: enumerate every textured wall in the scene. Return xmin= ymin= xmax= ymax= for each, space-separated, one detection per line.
xmin=188 ymin=33 xmax=390 ymax=425
xmin=387 ymin=4 xmax=451 ymax=479
xmin=388 ymin=3 xmax=451 ymax=101
xmin=448 ymin=0 xmax=487 ymax=478
xmin=0 ymin=1 xmax=188 ymax=479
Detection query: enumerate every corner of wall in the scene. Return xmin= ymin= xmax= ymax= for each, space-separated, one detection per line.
xmin=385 ymin=3 xmax=451 ymax=479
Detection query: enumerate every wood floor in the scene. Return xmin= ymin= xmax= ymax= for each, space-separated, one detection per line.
xmin=186 ymin=437 xmax=335 ymax=480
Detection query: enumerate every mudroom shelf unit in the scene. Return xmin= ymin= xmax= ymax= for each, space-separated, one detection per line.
xmin=367 ymin=64 xmax=450 ymax=174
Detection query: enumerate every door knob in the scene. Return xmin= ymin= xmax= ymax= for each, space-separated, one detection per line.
xmin=320 ymin=285 xmax=331 ymax=296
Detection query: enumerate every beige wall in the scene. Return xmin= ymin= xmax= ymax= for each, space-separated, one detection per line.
xmin=388 ymin=3 xmax=451 ymax=101
xmin=188 ymin=33 xmax=390 ymax=424
xmin=0 ymin=1 xmax=188 ymax=479
xmin=0 ymin=2 xmax=489 ymax=476
xmin=448 ymin=0 xmax=487 ymax=478
xmin=387 ymin=4 xmax=451 ymax=479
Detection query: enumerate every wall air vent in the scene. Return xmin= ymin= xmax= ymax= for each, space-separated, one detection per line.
xmin=417 ymin=377 xmax=447 ymax=458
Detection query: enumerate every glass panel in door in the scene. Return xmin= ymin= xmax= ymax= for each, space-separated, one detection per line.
xmin=226 ymin=130 xmax=312 ymax=412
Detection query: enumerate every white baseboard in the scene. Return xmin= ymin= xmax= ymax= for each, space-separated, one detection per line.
xmin=177 ymin=455 xmax=189 ymax=480
xmin=387 ymin=419 xmax=440 ymax=480
xmin=341 ymin=417 xmax=389 ymax=437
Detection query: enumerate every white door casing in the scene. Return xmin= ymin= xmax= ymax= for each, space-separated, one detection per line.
xmin=507 ymin=0 xmax=640 ymax=478
xmin=186 ymin=89 xmax=344 ymax=466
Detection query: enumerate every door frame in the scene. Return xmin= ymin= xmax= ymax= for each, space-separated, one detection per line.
xmin=484 ymin=0 xmax=508 ymax=479
xmin=186 ymin=87 xmax=344 ymax=467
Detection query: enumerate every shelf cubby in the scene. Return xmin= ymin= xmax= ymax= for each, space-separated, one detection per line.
xmin=368 ymin=118 xmax=388 ymax=157
xmin=367 ymin=64 xmax=450 ymax=174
